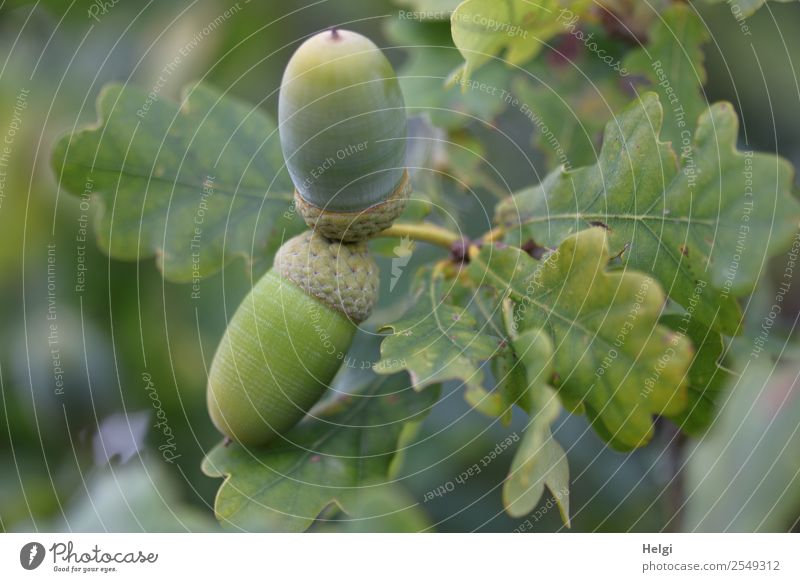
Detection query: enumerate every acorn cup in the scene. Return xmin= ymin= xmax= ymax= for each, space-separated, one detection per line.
xmin=206 ymin=231 xmax=379 ymax=446
xmin=279 ymin=28 xmax=409 ymax=242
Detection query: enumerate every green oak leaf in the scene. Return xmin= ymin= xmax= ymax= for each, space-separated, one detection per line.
xmin=386 ymin=18 xmax=513 ymax=130
xmin=503 ymin=328 xmax=570 ymax=524
xmin=703 ymin=0 xmax=797 ymax=18
xmin=507 ymin=327 xmax=554 ymax=413
xmin=376 ymin=269 xmax=502 ymax=391
xmin=469 ymin=227 xmax=694 ymax=450
xmin=451 ymin=0 xmax=593 ymax=79
xmin=468 ymin=342 xmax=527 ymax=425
xmin=625 ymin=3 xmax=709 ymax=149
xmin=202 ymin=374 xmax=438 ymax=532
xmin=496 ymin=92 xmax=800 ymax=336
xmin=52 ymin=82 xmax=303 ymax=282
xmin=505 ymin=421 xmax=569 ymax=523
xmin=461 ymin=284 xmax=527 ymax=424
xmin=661 ymin=314 xmax=731 ymax=436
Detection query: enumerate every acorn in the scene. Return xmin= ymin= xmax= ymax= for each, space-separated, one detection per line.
xmin=206 ymin=231 xmax=379 ymax=446
xmin=279 ymin=28 xmax=409 ymax=242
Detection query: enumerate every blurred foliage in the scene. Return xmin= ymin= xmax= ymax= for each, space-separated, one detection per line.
xmin=45 ymin=458 xmax=219 ymax=532
xmin=686 ymin=359 xmax=800 ymax=531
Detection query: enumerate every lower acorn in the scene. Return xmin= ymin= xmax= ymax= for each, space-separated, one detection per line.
xmin=206 ymin=230 xmax=379 ymax=446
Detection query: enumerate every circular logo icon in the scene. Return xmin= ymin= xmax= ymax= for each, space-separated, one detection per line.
xmin=20 ymin=542 xmax=46 ymax=570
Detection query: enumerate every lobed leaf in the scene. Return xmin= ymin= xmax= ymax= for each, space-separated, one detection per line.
xmin=202 ymin=374 xmax=438 ymax=532
xmin=469 ymin=227 xmax=694 ymax=450
xmin=450 ymin=0 xmax=594 ymax=79
xmin=502 ymin=328 xmax=570 ymax=524
xmin=496 ymin=92 xmax=800 ymax=336
xmin=52 ymin=82 xmax=303 ymax=282
xmin=451 ymin=0 xmax=593 ymax=79
xmin=376 ymin=269 xmax=502 ymax=392
xmin=661 ymin=314 xmax=731 ymax=436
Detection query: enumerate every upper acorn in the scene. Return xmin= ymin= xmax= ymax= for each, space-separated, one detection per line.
xmin=278 ymin=29 xmax=409 ymax=241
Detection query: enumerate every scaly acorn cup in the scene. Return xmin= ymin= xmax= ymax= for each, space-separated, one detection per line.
xmin=207 ymin=231 xmax=379 ymax=446
xmin=279 ymin=28 xmax=409 ymax=242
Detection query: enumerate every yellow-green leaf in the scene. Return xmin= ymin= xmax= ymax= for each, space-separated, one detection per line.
xmin=451 ymin=0 xmax=593 ymax=79
xmin=503 ymin=328 xmax=570 ymax=524
xmin=469 ymin=227 xmax=694 ymax=450
xmin=376 ymin=270 xmax=502 ymax=391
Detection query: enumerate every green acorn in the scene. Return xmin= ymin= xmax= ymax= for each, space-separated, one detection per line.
xmin=279 ymin=28 xmax=409 ymax=242
xmin=207 ymin=231 xmax=379 ymax=446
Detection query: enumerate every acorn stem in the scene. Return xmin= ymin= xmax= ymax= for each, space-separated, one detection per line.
xmin=377 ymin=222 xmax=462 ymax=249
xmin=481 ymin=225 xmax=506 ymax=244
xmin=377 ymin=222 xmax=508 ymax=250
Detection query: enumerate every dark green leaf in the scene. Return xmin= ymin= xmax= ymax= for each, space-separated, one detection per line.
xmin=661 ymin=314 xmax=731 ymax=436
xmin=52 ymin=82 xmax=303 ymax=282
xmin=496 ymin=92 xmax=800 ymax=336
xmin=202 ymin=374 xmax=437 ymax=532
